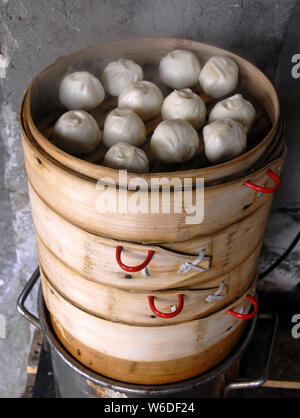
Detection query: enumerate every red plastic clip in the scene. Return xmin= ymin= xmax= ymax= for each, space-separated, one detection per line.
xmin=116 ymin=246 xmax=155 ymax=273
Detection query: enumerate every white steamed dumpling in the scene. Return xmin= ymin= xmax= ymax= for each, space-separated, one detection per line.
xmin=103 ymin=108 xmax=146 ymax=148
xmin=118 ymin=80 xmax=163 ymax=121
xmin=103 ymin=142 xmax=149 ymax=173
xmin=203 ymin=119 xmax=247 ymax=163
xmin=159 ymin=50 xmax=201 ymax=89
xmin=209 ymin=94 xmax=256 ymax=132
xmin=53 ymin=110 xmax=102 ymax=155
xmin=161 ymin=89 xmax=206 ymax=129
xmin=199 ymin=56 xmax=238 ymax=98
xmin=102 ymin=59 xmax=143 ymax=96
xmin=59 ymin=71 xmax=105 ymax=110
xmin=150 ymin=119 xmax=200 ymax=163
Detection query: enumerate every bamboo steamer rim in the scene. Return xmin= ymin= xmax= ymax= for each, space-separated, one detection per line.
xmin=44 ymin=276 xmax=256 ymax=383
xmin=25 ymin=37 xmax=281 ymax=185
xmin=42 ymin=270 xmax=258 ymax=329
xmin=38 ymin=240 xmax=260 ymax=326
xmin=38 ymin=277 xmax=258 ymax=394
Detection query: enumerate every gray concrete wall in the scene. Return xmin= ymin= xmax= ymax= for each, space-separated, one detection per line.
xmin=0 ymin=0 xmax=299 ymax=397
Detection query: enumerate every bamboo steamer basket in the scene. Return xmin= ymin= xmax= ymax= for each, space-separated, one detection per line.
xmin=42 ymin=273 xmax=257 ymax=385
xmin=19 ymin=38 xmax=285 ymax=387
xmin=30 ymin=183 xmax=270 ymax=291
xmin=38 ymin=240 xmax=260 ymax=325
xmin=21 ymin=116 xmax=285 ymax=243
xmin=23 ymin=38 xmax=280 ymax=186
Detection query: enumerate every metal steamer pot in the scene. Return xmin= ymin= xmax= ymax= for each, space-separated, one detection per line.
xmin=17 ymin=267 xmax=278 ymax=398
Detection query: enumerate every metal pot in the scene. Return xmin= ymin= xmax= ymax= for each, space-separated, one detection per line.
xmin=17 ymin=267 xmax=278 ymax=398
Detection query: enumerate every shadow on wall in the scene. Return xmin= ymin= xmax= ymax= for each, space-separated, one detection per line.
xmin=257 ymin=0 xmax=300 ymax=290
xmin=273 ymin=0 xmax=300 ymax=211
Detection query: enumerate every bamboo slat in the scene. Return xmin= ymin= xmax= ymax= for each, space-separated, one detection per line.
xmin=38 ymin=241 xmax=260 ymax=325
xmin=43 ymin=274 xmax=257 ymax=384
xmin=30 ymin=183 xmax=270 ymax=291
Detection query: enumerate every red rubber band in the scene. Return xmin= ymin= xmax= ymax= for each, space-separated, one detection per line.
xmin=227 ymin=294 xmax=258 ymax=319
xmin=148 ymin=294 xmax=184 ymax=318
xmin=116 ymin=246 xmax=155 ymax=273
xmin=244 ymin=169 xmax=280 ymax=194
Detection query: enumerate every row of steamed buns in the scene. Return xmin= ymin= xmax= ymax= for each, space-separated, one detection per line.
xmin=53 ymin=49 xmax=256 ymax=173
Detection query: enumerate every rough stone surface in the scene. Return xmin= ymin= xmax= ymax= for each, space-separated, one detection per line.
xmin=258 ymin=1 xmax=300 ymax=292
xmin=0 ymin=0 xmax=299 ymax=397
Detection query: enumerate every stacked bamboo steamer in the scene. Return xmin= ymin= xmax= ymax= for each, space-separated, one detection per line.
xmin=19 ymin=38 xmax=286 ymax=385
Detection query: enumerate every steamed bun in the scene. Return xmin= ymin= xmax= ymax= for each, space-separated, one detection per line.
xmin=118 ymin=81 xmax=163 ymax=121
xmin=102 ymin=59 xmax=143 ymax=96
xmin=103 ymin=142 xmax=149 ymax=173
xmin=159 ymin=50 xmax=201 ymax=89
xmin=150 ymin=119 xmax=200 ymax=163
xmin=209 ymin=94 xmax=256 ymax=132
xmin=59 ymin=71 xmax=105 ymax=110
xmin=203 ymin=119 xmax=246 ymax=163
xmin=161 ymin=89 xmax=206 ymax=129
xmin=103 ymin=108 xmax=146 ymax=148
xmin=199 ymin=56 xmax=238 ymax=98
xmin=53 ymin=110 xmax=102 ymax=155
